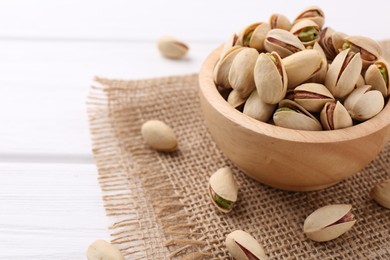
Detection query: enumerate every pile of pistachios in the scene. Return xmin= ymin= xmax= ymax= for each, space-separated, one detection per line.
xmin=214 ymin=6 xmax=389 ymax=130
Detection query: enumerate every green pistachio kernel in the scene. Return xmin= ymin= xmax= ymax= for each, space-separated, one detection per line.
xmin=276 ymin=107 xmax=294 ymax=113
xmin=378 ymin=64 xmax=389 ymax=85
xmin=266 ymin=53 xmax=277 ymax=64
xmin=243 ymin=31 xmax=254 ymax=46
xmin=214 ymin=194 xmax=233 ymax=210
xmin=298 ymin=27 xmax=319 ymax=42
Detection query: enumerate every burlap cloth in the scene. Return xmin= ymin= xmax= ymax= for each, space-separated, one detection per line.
xmin=87 ymin=42 xmax=390 ymax=259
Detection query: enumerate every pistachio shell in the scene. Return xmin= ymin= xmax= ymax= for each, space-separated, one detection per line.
xmin=87 ymin=240 xmax=124 ymax=260
xmin=157 ymin=36 xmax=188 ymax=59
xmin=294 ymin=83 xmax=334 ymax=112
xmin=356 ymin=74 xmax=365 ymax=88
xmin=225 ymin=230 xmax=268 ymax=260
xmin=344 ymin=85 xmax=384 ymax=121
xmin=273 ymin=99 xmax=322 ymax=131
xmin=303 ymin=204 xmax=356 ymax=242
xmin=227 ymin=89 xmax=246 ymax=110
xmin=290 ymin=19 xmax=320 ymax=47
xmin=249 ymin=23 xmax=271 ymax=51
xmin=237 ymin=23 xmax=261 ymax=47
xmin=370 ymin=179 xmax=390 ymax=209
xmin=319 ymin=27 xmax=347 ymax=60
xmin=243 ymin=89 xmax=276 ymax=122
xmin=254 ymin=52 xmax=287 ymax=104
xmin=365 ymin=59 xmax=390 ymax=98
xmin=220 ymin=33 xmax=239 ymax=59
xmin=320 ymin=101 xmax=353 ymax=130
xmin=209 ymin=167 xmax=238 ymax=213
xmin=229 ymin=48 xmax=258 ymax=98
xmin=214 ymin=46 xmax=244 ymax=88
xmin=293 ymin=6 xmax=325 ymax=28
xmin=264 ymin=29 xmax=305 ymax=58
xmin=307 ymin=42 xmax=328 ymax=83
xmin=344 ymin=36 xmax=382 ymax=68
xmin=269 ymin=13 xmax=292 ymax=30
xmin=325 ymin=49 xmax=363 ymax=98
xmin=141 ymin=120 xmax=178 ymax=152
xmin=282 ymin=49 xmax=322 ymax=89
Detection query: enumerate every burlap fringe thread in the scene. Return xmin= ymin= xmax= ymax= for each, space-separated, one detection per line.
xmin=87 ymin=78 xmax=212 ymax=259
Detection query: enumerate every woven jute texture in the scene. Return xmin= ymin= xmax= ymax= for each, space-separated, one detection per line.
xmin=88 ymin=43 xmax=390 ymax=259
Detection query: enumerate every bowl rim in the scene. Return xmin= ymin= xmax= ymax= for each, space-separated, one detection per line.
xmin=199 ymin=45 xmax=390 ymax=143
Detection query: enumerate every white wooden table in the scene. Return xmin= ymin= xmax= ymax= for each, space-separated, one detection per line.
xmin=1 ymin=1 xmax=389 ymax=259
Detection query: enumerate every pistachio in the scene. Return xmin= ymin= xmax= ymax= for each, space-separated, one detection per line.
xmin=365 ymin=59 xmax=390 ymax=98
xmin=254 ymin=52 xmax=287 ymax=104
xmin=243 ymin=89 xmax=276 ymax=122
xmin=214 ymin=46 xmax=245 ymax=89
xmin=370 ymin=179 xmax=390 ymax=209
xmin=157 ymin=36 xmax=189 ymax=59
xmin=303 ymin=204 xmax=356 ymax=242
xmin=344 ymin=85 xmax=384 ymax=121
xmin=229 ymin=48 xmax=259 ymax=98
xmin=269 ymin=13 xmax=292 ymax=31
xmin=307 ymin=42 xmax=328 ymax=83
xmin=273 ymin=99 xmax=322 ymax=131
xmin=293 ymin=6 xmax=325 ymax=28
xmin=320 ymin=101 xmax=353 ymax=130
xmin=225 ymin=230 xmax=268 ymax=260
xmin=141 ymin=120 xmax=178 ymax=152
xmin=319 ymin=27 xmax=347 ymax=60
xmin=294 ymin=83 xmax=334 ymax=112
xmin=87 ymin=240 xmax=124 ymax=260
xmin=209 ymin=167 xmax=238 ymax=213
xmin=220 ymin=33 xmax=239 ymax=59
xmin=282 ymin=49 xmax=322 ymax=89
xmin=356 ymin=74 xmax=365 ymax=88
xmin=227 ymin=89 xmax=247 ymax=111
xmin=325 ymin=48 xmax=363 ymax=99
xmin=290 ymin=20 xmax=320 ymax=47
xmin=264 ymin=29 xmax=305 ymax=58
xmin=342 ymin=36 xmax=382 ymax=69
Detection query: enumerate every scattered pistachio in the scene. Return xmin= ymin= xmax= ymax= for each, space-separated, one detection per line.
xmin=157 ymin=36 xmax=188 ymax=59
xmin=87 ymin=240 xmax=124 ymax=260
xmin=141 ymin=120 xmax=178 ymax=152
xmin=370 ymin=179 xmax=390 ymax=209
xmin=225 ymin=230 xmax=268 ymax=260
xmin=208 ymin=167 xmax=238 ymax=213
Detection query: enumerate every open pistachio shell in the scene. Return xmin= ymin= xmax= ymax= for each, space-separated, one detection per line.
xmin=243 ymin=89 xmax=276 ymax=122
xmin=220 ymin=33 xmax=239 ymax=59
xmin=293 ymin=6 xmax=325 ymax=28
xmin=325 ymin=48 xmax=363 ymax=98
xmin=229 ymin=48 xmax=259 ymax=98
xmin=227 ymin=89 xmax=246 ymax=111
xmin=370 ymin=179 xmax=390 ymax=209
xmin=365 ymin=59 xmax=390 ymax=98
xmin=273 ymin=99 xmax=322 ymax=131
xmin=343 ymin=36 xmax=382 ymax=69
xmin=307 ymin=42 xmax=328 ymax=83
xmin=294 ymin=83 xmax=334 ymax=112
xmin=319 ymin=27 xmax=347 ymax=60
xmin=225 ymin=230 xmax=268 ymax=260
xmin=344 ymin=85 xmax=384 ymax=121
xmin=249 ymin=23 xmax=271 ymax=51
xmin=269 ymin=13 xmax=291 ymax=30
xmin=214 ymin=46 xmax=244 ymax=89
xmin=290 ymin=19 xmax=320 ymax=47
xmin=209 ymin=167 xmax=238 ymax=213
xmin=254 ymin=52 xmax=287 ymax=104
xmin=157 ymin=36 xmax=189 ymax=59
xmin=236 ymin=23 xmax=261 ymax=47
xmin=282 ymin=49 xmax=322 ymax=89
xmin=320 ymin=101 xmax=353 ymax=130
xmin=264 ymin=29 xmax=305 ymax=58
xmin=303 ymin=204 xmax=356 ymax=242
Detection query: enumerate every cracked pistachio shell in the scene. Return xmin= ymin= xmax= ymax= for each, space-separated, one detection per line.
xmin=344 ymin=85 xmax=384 ymax=121
xmin=269 ymin=13 xmax=292 ymax=30
xmin=209 ymin=167 xmax=238 ymax=213
xmin=290 ymin=19 xmax=320 ymax=47
xmin=320 ymin=101 xmax=353 ymax=130
xmin=157 ymin=36 xmax=188 ymax=59
xmin=214 ymin=46 xmax=245 ymax=89
xmin=227 ymin=89 xmax=246 ymax=110
xmin=243 ymin=89 xmax=276 ymax=122
xmin=365 ymin=59 xmax=390 ymax=98
xmin=343 ymin=36 xmax=382 ymax=69
xmin=325 ymin=49 xmax=363 ymax=99
xmin=273 ymin=99 xmax=322 ymax=131
xmin=294 ymin=83 xmax=334 ymax=112
xmin=254 ymin=52 xmax=287 ymax=104
xmin=226 ymin=230 xmax=268 ymax=260
xmin=220 ymin=33 xmax=239 ymax=59
xmin=282 ymin=49 xmax=322 ymax=89
xmin=141 ymin=120 xmax=178 ymax=152
xmin=303 ymin=204 xmax=356 ymax=242
xmin=229 ymin=48 xmax=259 ymax=98
xmin=293 ymin=6 xmax=325 ymax=28
xmin=319 ymin=27 xmax=347 ymax=60
xmin=307 ymin=42 xmax=328 ymax=83
xmin=87 ymin=240 xmax=124 ymax=260
xmin=370 ymin=179 xmax=390 ymax=209
xmin=264 ymin=29 xmax=305 ymax=58
xmin=236 ymin=23 xmax=271 ymax=51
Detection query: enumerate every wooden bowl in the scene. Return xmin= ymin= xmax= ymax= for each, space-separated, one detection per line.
xmin=198 ymin=46 xmax=390 ymax=191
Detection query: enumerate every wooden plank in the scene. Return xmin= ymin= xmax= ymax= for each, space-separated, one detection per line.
xmin=0 ymin=162 xmax=109 ymax=259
